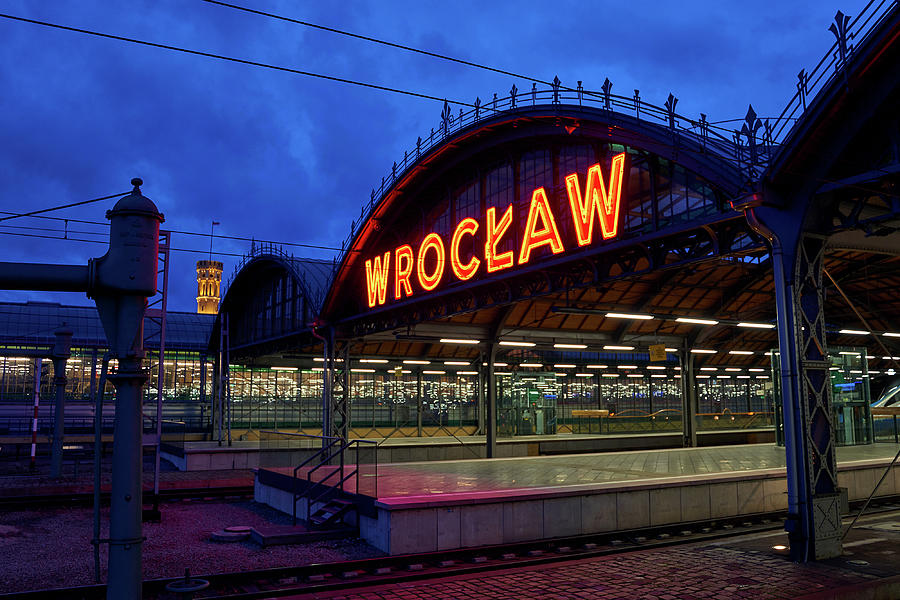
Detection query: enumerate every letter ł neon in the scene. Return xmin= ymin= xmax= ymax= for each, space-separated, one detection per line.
xmin=364 ymin=251 xmax=390 ymax=307
xmin=565 ymin=151 xmax=627 ymax=245
xmin=450 ymin=218 xmax=481 ymax=280
xmin=484 ymin=204 xmax=514 ymax=272
xmin=518 ymin=187 xmax=565 ymax=264
xmin=394 ymin=244 xmax=414 ymax=300
xmin=417 ymin=232 xmax=446 ymax=291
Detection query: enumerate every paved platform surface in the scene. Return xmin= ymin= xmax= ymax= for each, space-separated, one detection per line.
xmin=268 ymin=443 xmax=900 ymax=502
xmin=286 ymin=508 xmax=900 ymax=600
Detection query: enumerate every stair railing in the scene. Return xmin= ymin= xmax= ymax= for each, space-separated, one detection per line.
xmin=295 ymin=438 xmax=378 ymax=525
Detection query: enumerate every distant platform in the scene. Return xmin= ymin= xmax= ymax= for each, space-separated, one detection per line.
xmin=255 ymin=442 xmax=900 ymax=554
xmin=163 ymin=428 xmax=775 ymax=470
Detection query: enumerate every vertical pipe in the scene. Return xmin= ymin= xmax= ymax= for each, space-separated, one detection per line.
xmin=106 ymin=356 xmax=148 ymax=600
xmin=50 ymin=357 xmax=67 ymax=478
xmin=92 ymin=353 xmax=108 ymax=584
xmin=30 ymin=358 xmax=41 ymax=472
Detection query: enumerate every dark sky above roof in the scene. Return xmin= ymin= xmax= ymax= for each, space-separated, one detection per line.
xmin=0 ymin=0 xmax=866 ymax=313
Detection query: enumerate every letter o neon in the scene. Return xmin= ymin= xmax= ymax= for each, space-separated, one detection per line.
xmin=417 ymin=233 xmax=445 ymax=291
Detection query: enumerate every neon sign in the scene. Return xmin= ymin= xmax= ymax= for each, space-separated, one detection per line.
xmin=364 ymin=152 xmax=628 ymax=308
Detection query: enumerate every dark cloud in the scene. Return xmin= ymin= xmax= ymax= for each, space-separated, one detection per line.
xmin=0 ymin=0 xmax=868 ymax=312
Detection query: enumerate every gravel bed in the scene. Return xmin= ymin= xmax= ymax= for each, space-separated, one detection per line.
xmin=0 ymin=499 xmax=383 ymax=594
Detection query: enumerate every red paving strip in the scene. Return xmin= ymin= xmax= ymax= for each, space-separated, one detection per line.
xmin=284 ymin=545 xmax=878 ymax=600
xmin=0 ymin=469 xmax=254 ymax=497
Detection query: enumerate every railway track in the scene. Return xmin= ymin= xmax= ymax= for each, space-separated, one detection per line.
xmin=0 ymin=485 xmax=254 ymax=510
xmin=6 ymin=495 xmax=900 ymax=600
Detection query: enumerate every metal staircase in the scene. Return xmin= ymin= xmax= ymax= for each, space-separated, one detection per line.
xmin=292 ymin=436 xmax=377 ymax=527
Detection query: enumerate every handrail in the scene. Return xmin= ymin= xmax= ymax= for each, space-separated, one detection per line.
xmin=302 ymin=438 xmax=378 ymax=524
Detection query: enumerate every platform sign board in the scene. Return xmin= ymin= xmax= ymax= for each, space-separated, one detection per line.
xmin=648 ymin=344 xmax=667 ymax=362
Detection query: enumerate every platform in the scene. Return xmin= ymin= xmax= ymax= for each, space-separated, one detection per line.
xmin=254 ymin=442 xmax=900 ymax=554
xmin=163 ymin=428 xmax=775 ymax=470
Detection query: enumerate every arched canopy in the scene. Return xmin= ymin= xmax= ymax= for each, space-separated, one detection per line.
xmin=208 ymin=246 xmax=334 ymax=359
xmin=321 ymin=105 xmax=751 ymax=337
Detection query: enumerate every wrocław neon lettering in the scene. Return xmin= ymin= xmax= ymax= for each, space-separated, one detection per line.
xmin=364 ymin=152 xmax=627 ymax=308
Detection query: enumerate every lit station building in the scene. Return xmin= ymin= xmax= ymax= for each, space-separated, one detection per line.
xmin=1 ymin=4 xmax=898 ymax=567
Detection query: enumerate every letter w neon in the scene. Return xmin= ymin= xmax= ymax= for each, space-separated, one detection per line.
xmin=565 ymin=152 xmax=627 ymax=245
xmin=364 ymin=251 xmax=390 ymax=307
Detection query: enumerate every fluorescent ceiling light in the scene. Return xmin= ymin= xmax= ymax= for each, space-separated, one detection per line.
xmin=737 ymin=322 xmax=775 ymax=329
xmin=603 ymin=345 xmax=634 ymax=351
xmin=422 ymin=370 xmax=446 ymax=375
xmin=665 ymin=348 xmax=678 ymax=352
xmin=602 ymin=373 xmax=619 ymax=378
xmin=725 ymin=368 xmax=742 ymax=372
xmin=271 ymin=366 xmax=297 ymax=371
xmin=606 ymin=312 xmax=655 ymax=320
xmin=444 ymin=361 xmax=469 ymax=366
xmin=499 ymin=341 xmax=535 ymax=347
xmin=553 ymin=364 xmax=576 ymax=368
xmin=617 ymin=365 xmax=638 ymax=369
xmin=691 ymin=349 xmax=717 ymax=354
xmin=440 ymin=338 xmax=480 ymax=344
xmin=729 ymin=350 xmax=754 ymax=355
xmin=520 ymin=363 xmax=543 ymax=368
xmin=838 ymin=329 xmax=869 ymax=335
xmin=554 ymin=343 xmax=587 ymax=349
xmin=458 ymin=371 xmax=478 ymax=375
xmin=756 ymin=375 xmax=769 ymax=379
xmin=647 ymin=366 xmax=666 ymax=370
xmin=696 ymin=375 xmax=710 ymax=379
xmin=700 ymin=367 xmax=717 ymax=371
xmin=883 ymin=332 xmax=900 ymax=338
xmin=651 ymin=374 xmax=667 ymax=378
xmin=351 ymin=368 xmax=376 ymax=373
xmin=748 ymin=368 xmax=765 ymax=372
xmin=737 ymin=375 xmax=750 ymax=379
xmin=403 ymin=359 xmax=431 ymax=364
xmin=575 ymin=373 xmax=593 ymax=377
xmin=626 ymin=374 xmax=643 ymax=378
xmin=676 ymin=317 xmax=719 ymax=325
xmin=838 ymin=352 xmax=861 ymax=356
xmin=493 ymin=362 xmax=508 ymax=367
xmin=359 ymin=359 xmax=389 ymax=364
xmin=555 ymin=372 xmax=569 ymax=377
xmin=586 ymin=364 xmax=608 ymax=369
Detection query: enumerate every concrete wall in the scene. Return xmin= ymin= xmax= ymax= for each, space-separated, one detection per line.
xmin=352 ymin=461 xmax=900 ymax=554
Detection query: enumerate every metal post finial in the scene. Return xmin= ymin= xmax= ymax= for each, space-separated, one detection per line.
xmin=510 ymin=84 xmax=518 ymax=108
xmin=552 ymin=75 xmax=561 ymax=104
xmin=130 ymin=178 xmax=143 ymax=192
xmin=602 ymin=78 xmax=612 ymax=110
xmin=633 ymin=89 xmax=641 ymax=118
xmin=665 ymin=93 xmax=678 ymax=130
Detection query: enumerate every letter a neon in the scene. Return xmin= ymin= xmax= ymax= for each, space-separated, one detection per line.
xmin=519 ymin=187 xmax=565 ymax=264
xmin=565 ymin=151 xmax=627 ymax=245
xmin=364 ymin=251 xmax=390 ymax=307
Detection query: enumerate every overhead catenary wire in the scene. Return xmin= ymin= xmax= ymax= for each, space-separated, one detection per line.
xmin=0 ymin=12 xmax=488 ymax=111
xmin=0 ymin=191 xmax=129 ymax=223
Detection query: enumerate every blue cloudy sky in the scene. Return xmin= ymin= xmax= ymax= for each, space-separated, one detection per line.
xmin=0 ymin=0 xmax=867 ymax=312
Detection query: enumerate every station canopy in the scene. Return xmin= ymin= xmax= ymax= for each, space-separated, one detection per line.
xmin=218 ymin=104 xmax=900 ymax=373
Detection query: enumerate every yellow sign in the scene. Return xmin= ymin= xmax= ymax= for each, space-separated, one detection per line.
xmin=649 ymin=344 xmax=667 ymax=362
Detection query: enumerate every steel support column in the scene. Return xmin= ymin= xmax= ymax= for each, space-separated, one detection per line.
xmin=416 ymin=369 xmax=423 ymax=437
xmin=49 ymin=323 xmax=73 ymax=478
xmin=748 ymin=207 xmax=841 ymax=561
xmin=486 ymin=342 xmax=497 ymax=458
xmin=680 ymin=347 xmax=697 ymax=448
